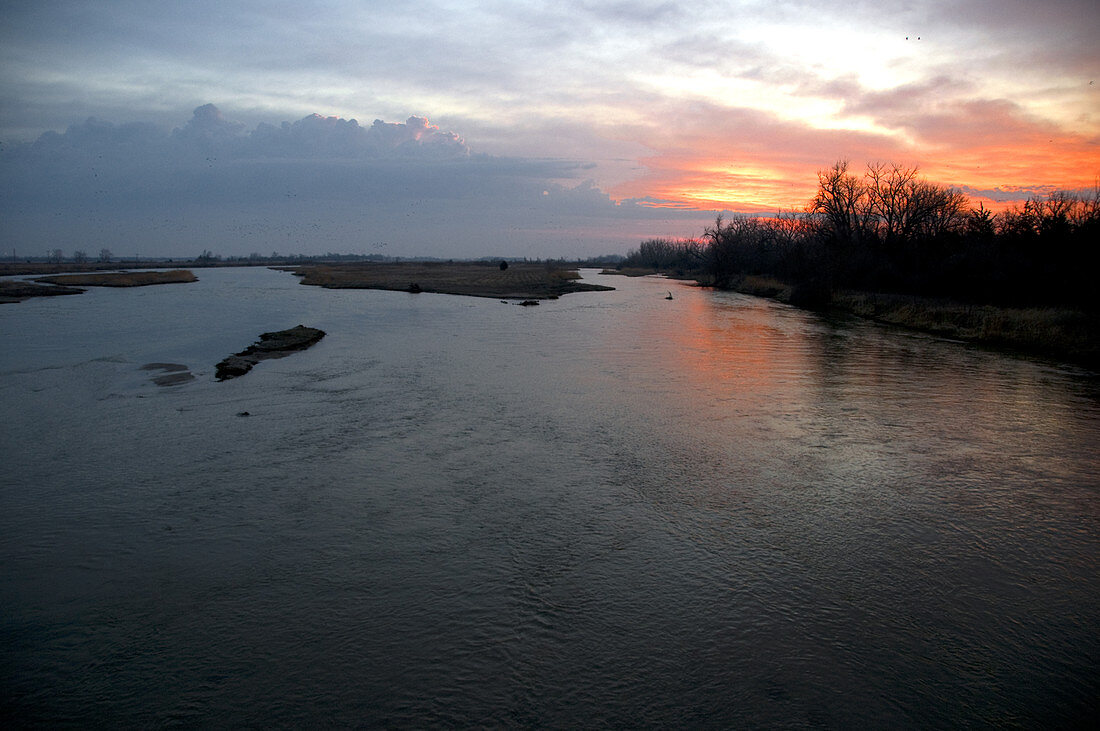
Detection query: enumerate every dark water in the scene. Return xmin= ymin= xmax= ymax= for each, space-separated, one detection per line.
xmin=2 ymin=268 xmax=1097 ymax=727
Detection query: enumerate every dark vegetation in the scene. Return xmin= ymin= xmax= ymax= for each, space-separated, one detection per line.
xmin=0 ymin=280 xmax=85 ymax=303
xmin=619 ymin=160 xmax=1099 ymax=363
xmin=216 ymin=325 xmax=326 ymax=381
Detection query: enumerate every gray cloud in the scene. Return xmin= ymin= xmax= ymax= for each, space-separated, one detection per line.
xmin=570 ymin=1 xmax=683 ymax=25
xmin=17 ymin=104 xmax=470 ymax=165
xmin=0 ymin=105 xmax=717 ymax=259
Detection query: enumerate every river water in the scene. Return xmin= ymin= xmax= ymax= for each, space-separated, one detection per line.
xmin=1 ymin=267 xmax=1097 ymax=727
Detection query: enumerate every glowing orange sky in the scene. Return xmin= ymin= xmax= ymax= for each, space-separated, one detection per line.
xmin=610 ymin=106 xmax=1100 ymax=214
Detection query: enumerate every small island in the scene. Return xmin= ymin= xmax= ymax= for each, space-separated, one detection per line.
xmin=281 ymin=261 xmax=614 ymax=300
xmin=35 ymin=270 xmax=198 ymax=288
xmin=216 ymin=325 xmax=326 ymax=381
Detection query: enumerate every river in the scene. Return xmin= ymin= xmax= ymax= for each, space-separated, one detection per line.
xmin=1 ymin=267 xmax=1097 ymax=727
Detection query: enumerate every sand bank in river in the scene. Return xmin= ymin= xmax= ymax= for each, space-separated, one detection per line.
xmin=282 ymin=261 xmax=614 ymax=299
xmin=2 ymin=270 xmax=199 ymax=303
xmin=216 ymin=325 xmax=326 ymax=381
xmin=35 ymin=270 xmax=198 ymax=288
xmin=141 ymin=363 xmax=197 ymax=386
xmin=0 ymin=280 xmax=85 ymax=303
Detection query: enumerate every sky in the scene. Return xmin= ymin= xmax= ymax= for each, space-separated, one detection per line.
xmin=1 ymin=0 xmax=1097 ymax=259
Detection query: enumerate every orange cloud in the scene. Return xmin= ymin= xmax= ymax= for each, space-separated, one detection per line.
xmin=608 ymin=94 xmax=1099 ymax=214
xmin=607 ymin=103 xmax=897 ymax=212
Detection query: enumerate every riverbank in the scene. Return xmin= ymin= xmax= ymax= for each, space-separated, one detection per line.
xmin=730 ymin=274 xmax=1099 ymax=368
xmin=605 ymin=268 xmax=1097 ymax=366
xmin=284 ymin=261 xmax=615 ymax=299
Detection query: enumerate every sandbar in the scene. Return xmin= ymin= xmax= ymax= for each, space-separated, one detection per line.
xmin=35 ymin=270 xmax=198 ymax=287
xmin=216 ymin=325 xmax=326 ymax=381
xmin=141 ymin=363 xmax=196 ymax=387
xmin=0 ymin=280 xmax=85 ymax=303
xmin=282 ymin=262 xmax=614 ymax=299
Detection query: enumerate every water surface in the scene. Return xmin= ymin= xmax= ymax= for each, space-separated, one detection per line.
xmin=2 ymin=267 xmax=1097 ymax=726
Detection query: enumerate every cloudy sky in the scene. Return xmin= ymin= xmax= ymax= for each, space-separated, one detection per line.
xmin=1 ymin=0 xmax=1097 ymax=259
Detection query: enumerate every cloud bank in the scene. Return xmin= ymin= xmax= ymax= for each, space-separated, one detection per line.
xmin=0 ymin=105 xmax=718 ymax=259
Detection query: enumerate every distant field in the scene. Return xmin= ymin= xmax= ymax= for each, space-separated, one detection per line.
xmin=285 ymin=261 xmax=615 ymax=300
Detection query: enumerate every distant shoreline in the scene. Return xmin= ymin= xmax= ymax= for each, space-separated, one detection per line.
xmin=0 ymin=262 xmax=215 ymax=277
xmin=1 ymin=261 xmax=616 ymax=302
xmin=6 ymin=259 xmax=1092 ymax=368
xmin=35 ymin=270 xmax=198 ymax=288
xmin=1 ymin=269 xmax=199 ymax=303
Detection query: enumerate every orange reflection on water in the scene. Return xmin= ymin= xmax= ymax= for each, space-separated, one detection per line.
xmin=629 ymin=285 xmax=814 ymax=408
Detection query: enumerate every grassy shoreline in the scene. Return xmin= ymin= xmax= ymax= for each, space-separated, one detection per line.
xmin=730 ymin=274 xmax=1099 ymax=368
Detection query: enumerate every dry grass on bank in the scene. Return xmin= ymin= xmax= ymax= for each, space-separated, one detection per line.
xmin=830 ymin=290 xmax=1098 ymax=364
xmin=713 ymin=275 xmax=1099 ymax=366
xmin=733 ymin=275 xmax=793 ymax=300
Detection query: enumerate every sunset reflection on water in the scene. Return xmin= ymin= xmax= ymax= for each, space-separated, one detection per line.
xmin=2 ymin=268 xmax=1097 ymax=727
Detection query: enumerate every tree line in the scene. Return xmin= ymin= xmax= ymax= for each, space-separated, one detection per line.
xmin=622 ymin=161 xmax=1099 ymax=310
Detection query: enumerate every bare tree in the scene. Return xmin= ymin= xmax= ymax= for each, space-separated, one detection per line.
xmin=99 ymin=248 xmax=113 ymax=263
xmin=810 ymin=160 xmax=874 ymax=247
xmin=866 ymin=162 xmax=919 ymax=246
xmin=813 ymin=161 xmax=967 ymax=248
